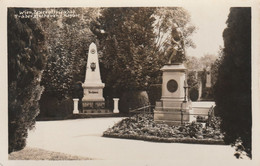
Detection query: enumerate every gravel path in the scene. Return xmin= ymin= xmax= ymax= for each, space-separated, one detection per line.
xmin=26 ymin=117 xmax=238 ymax=161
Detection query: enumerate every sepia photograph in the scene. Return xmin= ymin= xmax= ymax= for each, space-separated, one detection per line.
xmin=0 ymin=0 xmax=260 ymax=165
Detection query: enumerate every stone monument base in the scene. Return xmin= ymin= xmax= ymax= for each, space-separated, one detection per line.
xmin=82 ymin=100 xmax=111 ymax=114
xmin=82 ymin=101 xmax=105 ymax=109
xmin=154 ymin=110 xmax=190 ymax=125
xmin=154 ymin=101 xmax=192 ymax=125
xmin=82 ymin=108 xmax=111 ymax=114
xmin=153 ymin=63 xmax=194 ymax=125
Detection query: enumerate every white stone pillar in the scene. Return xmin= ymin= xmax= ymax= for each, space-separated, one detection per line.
xmin=113 ymin=98 xmax=119 ymax=113
xmin=73 ymin=99 xmax=79 ymax=114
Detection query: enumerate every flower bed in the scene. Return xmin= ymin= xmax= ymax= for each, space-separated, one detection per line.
xmin=103 ymin=114 xmax=225 ymax=145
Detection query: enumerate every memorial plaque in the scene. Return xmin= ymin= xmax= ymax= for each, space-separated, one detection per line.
xmin=167 ymin=79 xmax=178 ymax=92
xmin=90 ymin=48 xmax=96 ymax=54
xmin=89 ymin=90 xmax=98 ymax=94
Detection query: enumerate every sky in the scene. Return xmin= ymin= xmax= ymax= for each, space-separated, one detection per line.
xmin=184 ymin=5 xmax=230 ymax=58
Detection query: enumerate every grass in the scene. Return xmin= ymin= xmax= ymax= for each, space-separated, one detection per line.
xmin=9 ymin=147 xmax=93 ymax=160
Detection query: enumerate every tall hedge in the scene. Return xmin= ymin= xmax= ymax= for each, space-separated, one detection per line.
xmin=8 ymin=8 xmax=47 ymax=153
xmin=214 ymin=8 xmax=251 ymax=158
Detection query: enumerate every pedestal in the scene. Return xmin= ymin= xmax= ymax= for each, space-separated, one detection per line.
xmin=154 ymin=63 xmax=193 ymax=125
xmin=113 ymin=98 xmax=119 ymax=113
xmin=73 ymin=99 xmax=79 ymax=114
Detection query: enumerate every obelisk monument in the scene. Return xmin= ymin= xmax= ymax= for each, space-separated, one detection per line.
xmin=82 ymin=42 xmax=107 ymax=113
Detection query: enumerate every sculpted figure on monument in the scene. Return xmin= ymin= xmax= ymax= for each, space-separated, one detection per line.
xmin=166 ymin=23 xmax=185 ymax=64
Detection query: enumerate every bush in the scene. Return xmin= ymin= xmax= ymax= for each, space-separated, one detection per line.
xmin=189 ymin=87 xmax=199 ymax=101
xmin=119 ymin=91 xmax=150 ymax=113
xmin=8 ymin=8 xmax=47 ymax=153
xmin=147 ymin=85 xmax=162 ymax=106
xmin=38 ymin=94 xmax=59 ymax=118
xmin=58 ymin=99 xmax=73 ymax=117
xmin=38 ymin=93 xmax=73 ymax=118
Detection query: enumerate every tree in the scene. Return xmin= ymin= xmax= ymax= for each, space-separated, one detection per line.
xmin=211 ymin=47 xmax=224 ymax=89
xmin=214 ymin=7 xmax=251 ymax=158
xmin=200 ymin=54 xmax=218 ymax=69
xmin=185 ymin=54 xmax=218 ymax=72
xmin=153 ymin=7 xmax=196 ymax=55
xmin=40 ymin=8 xmax=99 ymax=99
xmin=185 ymin=56 xmax=200 ymax=71
xmin=185 ymin=53 xmax=219 ymax=101
xmin=39 ymin=8 xmax=99 ymax=117
xmin=8 ymin=8 xmax=47 ymax=153
xmin=91 ymin=8 xmax=158 ymax=111
xmin=91 ymin=7 xmax=196 ymax=109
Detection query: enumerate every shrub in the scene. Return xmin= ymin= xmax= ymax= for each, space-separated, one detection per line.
xmin=38 ymin=94 xmax=59 ymax=118
xmin=119 ymin=91 xmax=150 ymax=113
xmin=38 ymin=94 xmax=73 ymax=118
xmin=189 ymin=87 xmax=199 ymax=101
xmin=57 ymin=99 xmax=73 ymax=117
xmin=8 ymin=8 xmax=47 ymax=153
xmin=147 ymin=84 xmax=162 ymax=106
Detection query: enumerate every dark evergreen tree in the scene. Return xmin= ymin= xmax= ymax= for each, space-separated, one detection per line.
xmin=8 ymin=8 xmax=47 ymax=153
xmin=214 ymin=7 xmax=251 ymax=158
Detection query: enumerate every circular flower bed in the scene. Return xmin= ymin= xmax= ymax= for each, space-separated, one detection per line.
xmin=103 ymin=114 xmax=225 ymax=144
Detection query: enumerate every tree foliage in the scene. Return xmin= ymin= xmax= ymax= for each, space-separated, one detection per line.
xmin=91 ymin=7 xmax=195 ymax=109
xmin=153 ymin=7 xmax=196 ymax=63
xmin=39 ymin=8 xmax=99 ymax=117
xmin=36 ymin=7 xmax=195 ymax=115
xmin=185 ymin=54 xmax=217 ymax=72
xmin=40 ymin=8 xmax=99 ymax=100
xmin=8 ymin=8 xmax=47 ymax=153
xmin=153 ymin=7 xmax=196 ymax=51
xmin=214 ymin=7 xmax=251 ymax=158
xmin=211 ymin=48 xmax=224 ymax=90
xmin=91 ymin=8 xmax=157 ymax=92
xmin=185 ymin=54 xmax=218 ymax=101
xmin=90 ymin=8 xmax=159 ymax=111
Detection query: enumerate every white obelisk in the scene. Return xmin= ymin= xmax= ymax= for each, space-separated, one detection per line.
xmin=82 ymin=43 xmax=105 ymax=112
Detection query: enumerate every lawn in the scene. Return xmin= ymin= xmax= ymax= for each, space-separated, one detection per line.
xmin=9 ymin=147 xmax=93 ymax=160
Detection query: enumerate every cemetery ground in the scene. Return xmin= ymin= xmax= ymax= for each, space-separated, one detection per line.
xmin=9 ymin=113 xmax=243 ymax=161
